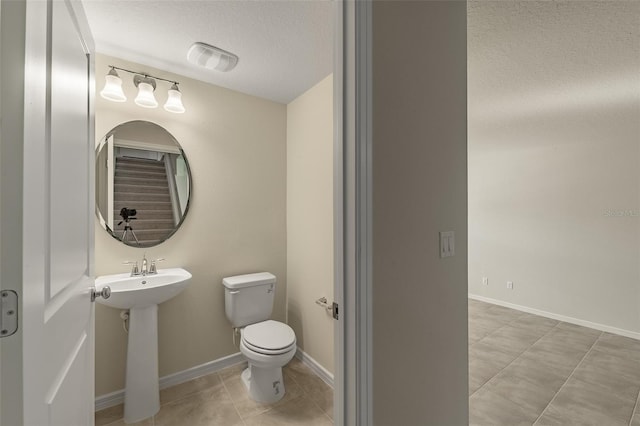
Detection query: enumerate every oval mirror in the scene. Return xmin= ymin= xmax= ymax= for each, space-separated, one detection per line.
xmin=95 ymin=121 xmax=191 ymax=247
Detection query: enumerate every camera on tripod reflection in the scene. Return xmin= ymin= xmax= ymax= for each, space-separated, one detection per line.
xmin=119 ymin=207 xmax=137 ymax=222
xmin=118 ymin=207 xmax=140 ymax=245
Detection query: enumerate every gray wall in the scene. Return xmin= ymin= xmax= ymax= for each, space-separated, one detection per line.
xmin=468 ymin=1 xmax=640 ymax=336
xmin=0 ymin=1 xmax=26 ymax=424
xmin=372 ymin=1 xmax=468 ymax=425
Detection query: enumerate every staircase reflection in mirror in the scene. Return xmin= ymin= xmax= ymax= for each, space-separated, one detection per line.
xmin=96 ymin=120 xmax=192 ymax=247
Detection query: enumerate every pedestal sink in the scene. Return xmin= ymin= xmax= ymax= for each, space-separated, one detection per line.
xmin=95 ymin=268 xmax=192 ymax=423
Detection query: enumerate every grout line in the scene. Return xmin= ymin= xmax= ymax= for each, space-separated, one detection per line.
xmin=288 ymin=360 xmax=335 ymax=423
xmin=306 ymin=390 xmax=334 ymax=424
xmin=285 ymin=364 xmax=301 ymax=388
xmin=469 ymin=302 xmax=556 ymax=395
xmin=218 ymin=370 xmax=250 ymax=424
xmin=323 ymin=410 xmax=335 ymax=424
xmin=308 ymin=396 xmax=333 ymax=422
xmin=532 ymin=330 xmax=604 ymax=425
xmin=470 ymin=318 xmax=562 ymax=398
xmin=630 ymin=389 xmax=640 ymax=426
xmin=470 ymin=309 xmax=527 ymax=348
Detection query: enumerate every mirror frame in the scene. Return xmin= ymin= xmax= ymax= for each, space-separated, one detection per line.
xmin=95 ymin=120 xmax=193 ymax=248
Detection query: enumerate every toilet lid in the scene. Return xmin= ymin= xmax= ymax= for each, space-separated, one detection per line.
xmin=242 ymin=320 xmax=296 ymax=351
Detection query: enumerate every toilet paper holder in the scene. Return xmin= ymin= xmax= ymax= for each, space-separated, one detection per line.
xmin=315 ymin=297 xmax=332 ymax=311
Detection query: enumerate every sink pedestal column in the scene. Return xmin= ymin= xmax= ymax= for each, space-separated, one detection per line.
xmin=124 ymin=305 xmax=160 ymax=423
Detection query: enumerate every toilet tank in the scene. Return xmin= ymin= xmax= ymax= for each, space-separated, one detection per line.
xmin=222 ymin=272 xmax=276 ymax=328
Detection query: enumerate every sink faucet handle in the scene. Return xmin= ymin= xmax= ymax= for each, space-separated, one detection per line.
xmin=123 ymin=261 xmax=139 ymax=276
xmin=149 ymin=258 xmax=165 ymax=275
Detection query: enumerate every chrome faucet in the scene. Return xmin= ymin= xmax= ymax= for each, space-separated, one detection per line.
xmin=141 ymin=253 xmax=148 ymax=276
xmin=126 ymin=254 xmax=163 ymax=276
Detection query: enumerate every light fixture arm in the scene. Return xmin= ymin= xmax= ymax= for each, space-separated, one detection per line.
xmin=103 ymin=65 xmax=185 ymax=113
xmin=133 ymin=74 xmax=157 ymax=90
xmin=108 ymin=65 xmax=180 ymax=87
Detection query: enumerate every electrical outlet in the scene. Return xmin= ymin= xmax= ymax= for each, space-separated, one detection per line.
xmin=507 ymin=281 xmax=513 ymax=290
xmin=482 ymin=277 xmax=488 ymax=286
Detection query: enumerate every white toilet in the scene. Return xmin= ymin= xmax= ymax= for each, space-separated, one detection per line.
xmin=222 ymin=272 xmax=297 ymax=403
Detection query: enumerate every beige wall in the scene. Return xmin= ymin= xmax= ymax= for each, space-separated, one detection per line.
xmin=372 ymin=2 xmax=468 ymax=424
xmin=286 ymin=74 xmax=334 ymax=373
xmin=468 ymin=1 xmax=640 ymax=335
xmin=95 ymin=54 xmax=287 ymax=396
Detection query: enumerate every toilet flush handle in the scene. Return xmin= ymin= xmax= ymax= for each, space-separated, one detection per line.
xmin=229 ymin=290 xmax=239 ymax=295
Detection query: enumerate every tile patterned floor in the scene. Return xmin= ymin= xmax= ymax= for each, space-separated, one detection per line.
xmin=469 ymin=299 xmax=640 ymax=426
xmin=95 ymin=357 xmax=334 ymax=426
xmin=97 ymin=302 xmax=640 ymax=425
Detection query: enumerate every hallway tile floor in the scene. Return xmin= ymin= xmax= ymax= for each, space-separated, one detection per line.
xmin=95 ymin=357 xmax=334 ymax=426
xmin=469 ymin=299 xmax=640 ymax=426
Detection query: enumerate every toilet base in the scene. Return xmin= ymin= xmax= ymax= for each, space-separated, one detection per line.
xmin=241 ymin=365 xmax=285 ymax=404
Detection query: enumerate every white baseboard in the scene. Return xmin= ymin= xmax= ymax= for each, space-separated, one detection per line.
xmin=94 ymin=389 xmax=123 ymax=412
xmin=96 ymin=347 xmax=336 ymax=411
xmin=295 ymin=347 xmax=334 ymax=388
xmin=469 ymin=294 xmax=640 ymax=341
xmin=95 ymin=352 xmax=245 ymax=411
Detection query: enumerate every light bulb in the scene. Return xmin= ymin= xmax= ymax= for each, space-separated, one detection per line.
xmin=164 ymin=83 xmax=185 ymax=114
xmin=134 ymin=78 xmax=158 ymax=108
xmin=100 ymin=68 xmax=126 ymax=102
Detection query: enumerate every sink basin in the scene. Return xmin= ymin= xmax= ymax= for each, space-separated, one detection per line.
xmin=94 ymin=267 xmax=191 ymax=423
xmin=95 ymin=267 xmax=192 ymax=309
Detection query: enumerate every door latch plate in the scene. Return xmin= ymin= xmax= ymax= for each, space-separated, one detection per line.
xmin=0 ymin=290 xmax=18 ymax=338
xmin=332 ymin=302 xmax=339 ymax=320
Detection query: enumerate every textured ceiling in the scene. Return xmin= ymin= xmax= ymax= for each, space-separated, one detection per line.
xmin=83 ymin=0 xmax=333 ymax=104
xmin=468 ymin=0 xmax=640 ymax=126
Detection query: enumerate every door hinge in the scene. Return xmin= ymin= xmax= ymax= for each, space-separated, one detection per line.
xmin=332 ymin=302 xmax=339 ymax=320
xmin=0 ymin=290 xmax=18 ymax=338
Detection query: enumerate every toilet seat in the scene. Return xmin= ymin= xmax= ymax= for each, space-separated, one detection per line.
xmin=243 ymin=339 xmax=295 ymax=356
xmin=242 ymin=320 xmax=296 ymax=355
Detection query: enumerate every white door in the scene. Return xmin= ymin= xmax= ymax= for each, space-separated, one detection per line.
xmin=3 ymin=0 xmax=95 ymax=424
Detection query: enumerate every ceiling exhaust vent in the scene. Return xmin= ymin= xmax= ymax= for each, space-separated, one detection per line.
xmin=187 ymin=42 xmax=239 ymax=72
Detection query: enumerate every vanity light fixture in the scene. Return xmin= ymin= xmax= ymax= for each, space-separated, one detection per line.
xmin=100 ymin=68 xmax=127 ymax=102
xmin=164 ymin=83 xmax=185 ymax=113
xmin=133 ymin=75 xmax=158 ymax=108
xmin=99 ymin=66 xmax=186 ymax=114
